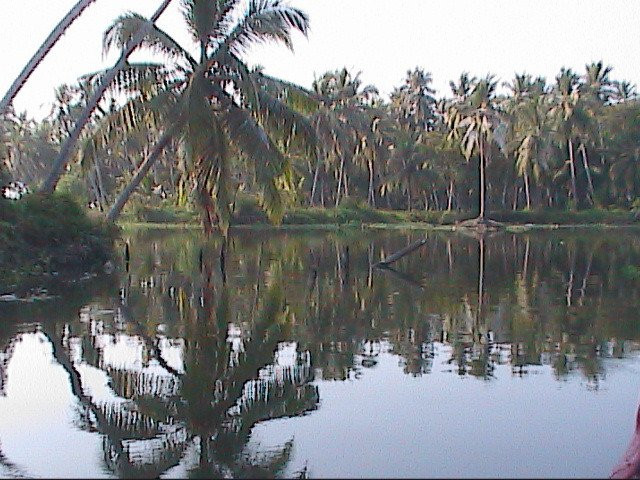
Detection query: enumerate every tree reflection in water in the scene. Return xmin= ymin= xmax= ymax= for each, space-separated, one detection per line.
xmin=1 ymin=229 xmax=640 ymax=477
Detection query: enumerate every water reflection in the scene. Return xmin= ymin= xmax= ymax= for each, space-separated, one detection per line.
xmin=1 ymin=229 xmax=640 ymax=477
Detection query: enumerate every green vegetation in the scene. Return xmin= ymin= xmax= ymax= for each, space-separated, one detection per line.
xmin=1 ymin=3 xmax=639 ymax=235
xmin=0 ymin=193 xmax=116 ymax=290
xmin=116 ymin=195 xmax=639 ymax=229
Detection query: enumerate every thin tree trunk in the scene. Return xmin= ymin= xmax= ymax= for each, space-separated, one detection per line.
xmin=501 ymin=180 xmax=508 ymax=209
xmin=94 ymin=157 xmax=107 ymax=209
xmin=447 ymin=179 xmax=454 ymax=211
xmin=367 ymin=158 xmax=375 ymax=207
xmin=335 ymin=156 xmax=345 ymax=207
xmin=568 ymin=138 xmax=578 ymax=210
xmin=479 ymin=138 xmax=486 ymax=220
xmin=579 ymin=143 xmax=595 ymax=206
xmin=0 ymin=0 xmax=98 ymax=115
xmin=524 ymin=171 xmax=531 ymax=210
xmin=310 ymin=151 xmax=322 ymax=206
xmin=40 ymin=0 xmax=173 ymax=194
xmin=107 ymin=128 xmax=176 ymax=222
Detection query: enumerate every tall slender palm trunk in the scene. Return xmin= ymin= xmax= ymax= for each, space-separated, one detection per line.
xmin=478 ymin=137 xmax=486 ymax=220
xmin=367 ymin=158 xmax=375 ymax=207
xmin=579 ymin=143 xmax=595 ymax=205
xmin=0 ymin=0 xmax=98 ymax=115
xmin=309 ymin=151 xmax=322 ymax=206
xmin=524 ymin=171 xmax=531 ymax=210
xmin=447 ymin=179 xmax=454 ymax=211
xmin=40 ymin=0 xmax=174 ymax=194
xmin=335 ymin=155 xmax=345 ymax=207
xmin=568 ymin=138 xmax=578 ymax=210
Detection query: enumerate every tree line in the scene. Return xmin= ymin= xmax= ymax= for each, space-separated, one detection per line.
xmin=1 ymin=1 xmax=639 ymax=232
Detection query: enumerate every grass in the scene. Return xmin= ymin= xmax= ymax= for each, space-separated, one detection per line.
xmin=115 ymin=195 xmax=640 ymax=230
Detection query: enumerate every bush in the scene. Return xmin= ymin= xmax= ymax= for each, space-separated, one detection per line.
xmin=231 ymin=193 xmax=268 ymax=224
xmin=0 ymin=192 xmax=117 ymax=289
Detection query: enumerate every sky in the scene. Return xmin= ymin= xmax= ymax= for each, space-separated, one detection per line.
xmin=1 ymin=0 xmax=639 ymax=119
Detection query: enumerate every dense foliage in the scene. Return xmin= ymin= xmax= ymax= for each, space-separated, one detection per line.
xmin=0 ymin=0 xmax=638 ymax=230
xmin=0 ymin=193 xmax=116 ymax=289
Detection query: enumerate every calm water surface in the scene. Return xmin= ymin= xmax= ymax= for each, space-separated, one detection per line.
xmin=1 ymin=228 xmax=640 ymax=478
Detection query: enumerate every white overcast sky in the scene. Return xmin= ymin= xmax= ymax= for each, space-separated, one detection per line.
xmin=1 ymin=0 xmax=638 ymax=119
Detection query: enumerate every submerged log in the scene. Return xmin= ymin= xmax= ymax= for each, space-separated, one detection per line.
xmin=374 ymin=238 xmax=427 ymax=267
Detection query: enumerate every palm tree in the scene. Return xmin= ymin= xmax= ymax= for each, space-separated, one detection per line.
xmin=446 ymin=75 xmax=501 ymax=222
xmin=610 ymin=80 xmax=637 ymax=104
xmin=0 ymin=0 xmax=98 ymax=115
xmin=449 ymin=72 xmax=477 ymax=102
xmin=549 ymin=68 xmax=581 ymax=209
xmin=503 ymin=74 xmax=551 ymax=209
xmin=89 ymin=0 xmax=312 ymax=235
xmin=390 ymin=67 xmax=437 ymax=133
xmin=40 ymin=0 xmax=174 ymax=194
xmin=308 ymin=67 xmax=380 ymax=207
xmin=579 ymin=61 xmax=614 ymax=205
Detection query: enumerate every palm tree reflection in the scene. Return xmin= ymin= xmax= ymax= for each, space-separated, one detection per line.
xmin=38 ymin=257 xmax=318 ymax=478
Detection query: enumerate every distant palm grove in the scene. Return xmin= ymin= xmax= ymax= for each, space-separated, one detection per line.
xmin=1 ymin=0 xmax=639 ymax=232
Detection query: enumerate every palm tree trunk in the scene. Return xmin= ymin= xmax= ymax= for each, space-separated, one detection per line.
xmin=309 ymin=151 xmax=322 ymax=206
xmin=479 ymin=138 xmax=486 ymax=220
xmin=524 ymin=171 xmax=531 ymax=210
xmin=94 ymin=158 xmax=107 ymax=209
xmin=0 ymin=0 xmax=98 ymax=115
xmin=367 ymin=158 xmax=375 ymax=207
xmin=335 ymin=156 xmax=345 ymax=207
xmin=568 ymin=138 xmax=578 ymax=210
xmin=40 ymin=0 xmax=173 ymax=194
xmin=107 ymin=128 xmax=176 ymax=222
xmin=447 ymin=179 xmax=454 ymax=211
xmin=579 ymin=143 xmax=595 ymax=206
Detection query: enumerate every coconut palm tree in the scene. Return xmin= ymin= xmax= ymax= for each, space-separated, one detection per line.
xmin=390 ymin=67 xmax=437 ymax=133
xmin=83 ymin=0 xmax=313 ymax=235
xmin=0 ymin=0 xmax=99 ymax=115
xmin=445 ymin=75 xmax=501 ymax=222
xmin=610 ymin=80 xmax=637 ymax=104
xmin=549 ymin=68 xmax=582 ymax=209
xmin=307 ymin=67 xmax=380 ymax=207
xmin=39 ymin=0 xmax=174 ymax=194
xmin=502 ymin=74 xmax=551 ymax=209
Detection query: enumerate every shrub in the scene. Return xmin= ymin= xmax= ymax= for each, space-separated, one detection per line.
xmin=0 ymin=192 xmax=116 ymax=289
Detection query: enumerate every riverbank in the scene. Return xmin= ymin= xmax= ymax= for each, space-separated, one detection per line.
xmin=119 ymin=201 xmax=640 ymax=231
xmin=0 ymin=193 xmax=117 ymax=292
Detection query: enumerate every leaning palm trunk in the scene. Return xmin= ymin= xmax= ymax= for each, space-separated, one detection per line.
xmin=107 ymin=127 xmax=177 ymax=222
xmin=40 ymin=0 xmax=173 ymax=194
xmin=0 ymin=0 xmax=98 ymax=115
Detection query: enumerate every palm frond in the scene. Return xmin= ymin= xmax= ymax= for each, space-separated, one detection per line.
xmin=103 ymin=12 xmax=196 ymax=67
xmin=256 ymin=89 xmax=317 ymax=156
xmin=219 ymin=0 xmax=309 ymax=56
xmin=221 ymin=101 xmax=294 ymax=224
